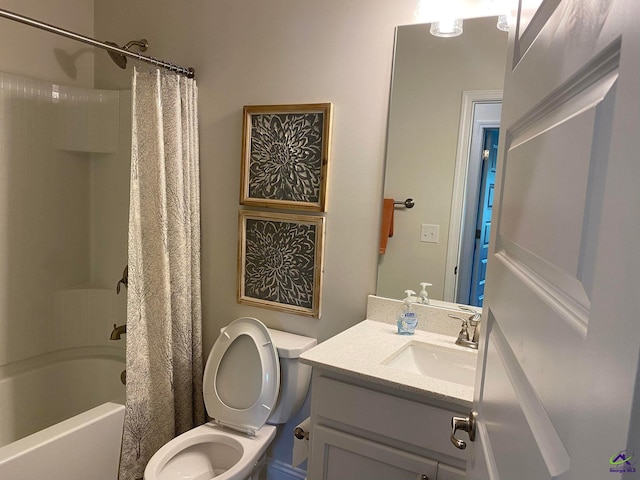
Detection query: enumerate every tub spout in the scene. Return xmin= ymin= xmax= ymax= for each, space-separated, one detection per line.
xmin=110 ymin=324 xmax=127 ymax=340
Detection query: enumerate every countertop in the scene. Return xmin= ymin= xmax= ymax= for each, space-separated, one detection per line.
xmin=300 ymin=319 xmax=477 ymax=408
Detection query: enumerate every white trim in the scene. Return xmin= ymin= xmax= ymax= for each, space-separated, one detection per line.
xmin=444 ymin=90 xmax=503 ymax=302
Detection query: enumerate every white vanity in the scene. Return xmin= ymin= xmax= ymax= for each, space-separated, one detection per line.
xmin=300 ymin=298 xmax=479 ymax=480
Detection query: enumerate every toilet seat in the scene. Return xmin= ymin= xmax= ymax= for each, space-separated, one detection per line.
xmin=203 ymin=317 xmax=280 ymax=436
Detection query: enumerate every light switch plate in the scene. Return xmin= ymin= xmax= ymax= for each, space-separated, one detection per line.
xmin=420 ymin=224 xmax=439 ymax=243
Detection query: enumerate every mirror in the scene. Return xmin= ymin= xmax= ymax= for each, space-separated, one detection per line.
xmin=377 ymin=16 xmax=508 ymax=304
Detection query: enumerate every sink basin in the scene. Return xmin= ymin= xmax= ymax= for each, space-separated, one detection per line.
xmin=381 ymin=341 xmax=476 ymax=387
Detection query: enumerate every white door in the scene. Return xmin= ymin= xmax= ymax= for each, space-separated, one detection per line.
xmin=453 ymin=1 xmax=640 ymax=479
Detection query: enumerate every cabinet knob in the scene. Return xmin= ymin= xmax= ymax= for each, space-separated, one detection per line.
xmin=421 ymin=475 xmax=429 ymax=480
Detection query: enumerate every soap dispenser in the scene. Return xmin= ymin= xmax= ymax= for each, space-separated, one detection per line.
xmin=397 ymin=290 xmax=417 ymax=335
xmin=418 ymin=282 xmax=432 ymax=305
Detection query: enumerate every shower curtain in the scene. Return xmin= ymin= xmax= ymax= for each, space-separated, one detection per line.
xmin=119 ymin=65 xmax=205 ymax=480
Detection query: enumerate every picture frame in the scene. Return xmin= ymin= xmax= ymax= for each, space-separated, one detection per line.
xmin=240 ymin=103 xmax=332 ymax=212
xmin=238 ymin=210 xmax=325 ymax=317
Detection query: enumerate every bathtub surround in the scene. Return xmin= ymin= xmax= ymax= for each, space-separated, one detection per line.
xmin=120 ymin=66 xmax=204 ymax=480
xmin=0 ymin=67 xmax=128 ymax=455
xmin=0 ymin=71 xmax=124 ymax=367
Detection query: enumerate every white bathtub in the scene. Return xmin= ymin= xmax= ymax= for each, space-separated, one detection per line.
xmin=0 ymin=346 xmax=126 ymax=479
xmin=0 ymin=401 xmax=125 ymax=480
xmin=0 ymin=346 xmax=125 ymax=447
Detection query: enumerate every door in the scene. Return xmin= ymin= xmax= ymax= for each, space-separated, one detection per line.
xmin=453 ymin=100 xmax=501 ymax=305
xmin=456 ymin=1 xmax=640 ymax=479
xmin=469 ymin=128 xmax=498 ymax=307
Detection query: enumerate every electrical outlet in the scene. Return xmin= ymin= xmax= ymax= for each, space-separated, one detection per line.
xmin=420 ymin=224 xmax=439 ymax=243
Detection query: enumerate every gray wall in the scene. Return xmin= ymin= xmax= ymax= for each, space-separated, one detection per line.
xmin=0 ymin=0 xmax=94 ymax=87
xmin=93 ymin=0 xmax=418 ymax=348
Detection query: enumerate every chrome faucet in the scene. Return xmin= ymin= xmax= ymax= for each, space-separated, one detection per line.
xmin=110 ymin=324 xmax=127 ymax=340
xmin=449 ymin=306 xmax=481 ymax=349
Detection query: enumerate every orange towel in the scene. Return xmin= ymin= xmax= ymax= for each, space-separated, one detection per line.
xmin=379 ymin=198 xmax=394 ymax=254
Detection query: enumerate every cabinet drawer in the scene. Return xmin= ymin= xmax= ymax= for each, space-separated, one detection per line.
xmin=312 ymin=375 xmax=468 ymax=462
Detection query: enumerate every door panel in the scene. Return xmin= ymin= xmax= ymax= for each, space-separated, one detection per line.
xmin=485 ymin=258 xmax=585 ymax=431
xmin=476 ymin=309 xmax=575 ymax=479
xmin=498 ymin=62 xmax=618 ymax=314
xmin=482 ymin=315 xmax=570 ymax=478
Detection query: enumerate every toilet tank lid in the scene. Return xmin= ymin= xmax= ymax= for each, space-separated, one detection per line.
xmin=219 ymin=322 xmax=317 ymax=359
xmin=267 ymin=328 xmax=317 ymax=359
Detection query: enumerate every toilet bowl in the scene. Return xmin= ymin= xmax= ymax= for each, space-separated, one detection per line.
xmin=144 ymin=317 xmax=316 ymax=480
xmin=147 ymin=424 xmax=276 ymax=480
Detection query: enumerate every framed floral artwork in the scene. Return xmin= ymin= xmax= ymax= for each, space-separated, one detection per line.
xmin=240 ymin=103 xmax=332 ymax=212
xmin=238 ymin=210 xmax=325 ymax=317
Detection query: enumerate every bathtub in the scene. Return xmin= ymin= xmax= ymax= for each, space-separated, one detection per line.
xmin=0 ymin=401 xmax=125 ymax=480
xmin=0 ymin=346 xmax=126 ymax=479
xmin=0 ymin=346 xmax=125 ymax=447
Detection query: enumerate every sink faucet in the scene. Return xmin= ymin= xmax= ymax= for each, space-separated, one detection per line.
xmin=110 ymin=324 xmax=127 ymax=340
xmin=448 ymin=306 xmax=481 ymax=349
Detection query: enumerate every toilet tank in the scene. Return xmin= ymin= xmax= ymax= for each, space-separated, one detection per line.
xmin=266 ymin=328 xmax=317 ymax=425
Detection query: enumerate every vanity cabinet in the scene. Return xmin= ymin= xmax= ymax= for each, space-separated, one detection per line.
xmin=307 ymin=371 xmax=467 ymax=480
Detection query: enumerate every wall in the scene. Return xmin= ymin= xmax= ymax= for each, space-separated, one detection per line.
xmin=377 ymin=17 xmax=508 ymax=301
xmin=0 ymin=0 xmax=94 ymax=87
xmin=93 ymin=0 xmax=418 ymax=349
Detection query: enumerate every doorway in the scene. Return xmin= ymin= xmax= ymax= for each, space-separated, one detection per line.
xmin=444 ymin=92 xmax=502 ymax=304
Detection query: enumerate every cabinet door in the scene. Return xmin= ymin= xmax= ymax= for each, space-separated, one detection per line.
xmin=437 ymin=463 xmax=465 ymax=480
xmin=309 ymin=425 xmax=437 ymax=480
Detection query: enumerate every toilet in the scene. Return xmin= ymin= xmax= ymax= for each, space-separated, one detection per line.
xmin=144 ymin=317 xmax=317 ymax=480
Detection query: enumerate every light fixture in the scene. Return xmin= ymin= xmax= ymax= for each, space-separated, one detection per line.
xmin=496 ymin=14 xmax=509 ymax=32
xmin=430 ymin=17 xmax=463 ymax=37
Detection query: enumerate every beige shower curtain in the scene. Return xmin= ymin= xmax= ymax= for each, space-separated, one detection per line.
xmin=119 ymin=65 xmax=205 ymax=480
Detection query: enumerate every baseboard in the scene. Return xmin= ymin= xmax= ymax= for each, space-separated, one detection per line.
xmin=266 ymin=459 xmax=307 ymax=480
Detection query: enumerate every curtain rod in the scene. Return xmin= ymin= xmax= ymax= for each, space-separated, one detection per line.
xmin=0 ymin=7 xmax=195 ymax=79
